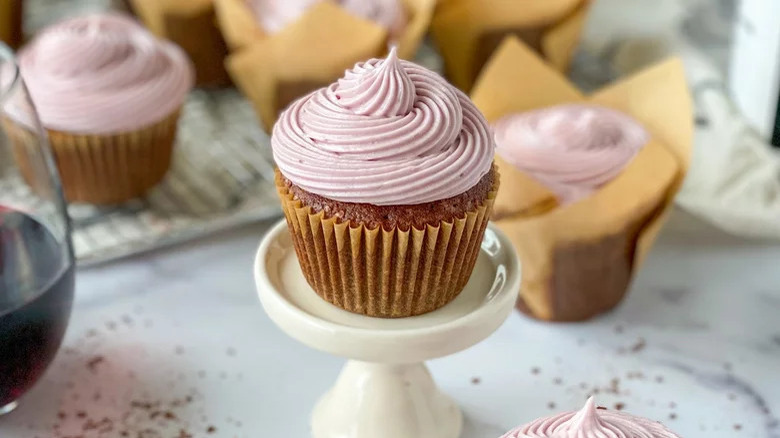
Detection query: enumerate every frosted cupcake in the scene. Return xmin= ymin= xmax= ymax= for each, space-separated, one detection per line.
xmin=5 ymin=14 xmax=194 ymax=204
xmin=249 ymin=0 xmax=406 ymax=39
xmin=501 ymin=397 xmax=681 ymax=437
xmin=273 ymin=48 xmax=498 ymax=318
xmin=218 ymin=0 xmax=435 ymax=132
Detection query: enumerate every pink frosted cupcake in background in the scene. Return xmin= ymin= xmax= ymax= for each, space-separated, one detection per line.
xmin=3 ymin=13 xmax=194 ymax=204
xmin=249 ymin=0 xmax=407 ymax=39
xmin=501 ymin=397 xmax=682 ymax=437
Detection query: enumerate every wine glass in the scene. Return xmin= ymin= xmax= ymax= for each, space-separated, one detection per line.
xmin=0 ymin=42 xmax=75 ymax=415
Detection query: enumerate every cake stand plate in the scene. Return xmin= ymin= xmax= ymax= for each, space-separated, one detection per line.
xmin=254 ymin=220 xmax=521 ymax=438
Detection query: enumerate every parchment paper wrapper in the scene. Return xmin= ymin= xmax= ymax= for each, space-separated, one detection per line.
xmin=275 ymin=169 xmax=499 ymax=318
xmin=471 ymin=37 xmax=692 ymax=322
xmin=431 ymin=0 xmax=590 ymax=92
xmin=4 ymin=111 xmax=181 ymax=205
xmin=130 ymin=0 xmax=231 ymax=87
xmin=220 ymin=0 xmax=435 ymax=132
xmin=0 ymin=0 xmax=23 ymax=49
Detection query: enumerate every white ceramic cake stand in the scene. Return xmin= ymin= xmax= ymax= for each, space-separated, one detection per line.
xmin=254 ymin=220 xmax=521 ymax=438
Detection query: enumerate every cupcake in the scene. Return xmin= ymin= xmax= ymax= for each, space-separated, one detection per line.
xmin=501 ymin=397 xmax=682 ymax=437
xmin=4 ymin=14 xmax=194 ymax=204
xmin=431 ymin=0 xmax=591 ymax=91
xmin=129 ymin=0 xmax=231 ymax=86
xmin=471 ymin=37 xmax=691 ymax=322
xmin=0 ymin=0 xmax=23 ymax=49
xmin=218 ymin=0 xmax=435 ymax=132
xmin=273 ymin=48 xmax=498 ymax=318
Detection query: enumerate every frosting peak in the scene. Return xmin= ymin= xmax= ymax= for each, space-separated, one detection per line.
xmin=15 ymin=13 xmax=194 ymax=133
xmin=272 ymin=51 xmax=494 ymax=206
xmin=494 ymin=104 xmax=648 ymax=205
xmin=335 ymin=47 xmax=414 ymax=117
xmin=501 ymin=397 xmax=682 ymax=438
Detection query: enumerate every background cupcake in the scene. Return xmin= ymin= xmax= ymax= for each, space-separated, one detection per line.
xmin=501 ymin=397 xmax=682 ymax=437
xmin=0 ymin=0 xmax=23 ymax=49
xmin=4 ymin=13 xmax=194 ymax=204
xmin=273 ymin=49 xmax=498 ymax=318
xmin=471 ymin=37 xmax=691 ymax=322
xmin=129 ymin=0 xmax=231 ymax=87
xmin=218 ymin=0 xmax=434 ymax=132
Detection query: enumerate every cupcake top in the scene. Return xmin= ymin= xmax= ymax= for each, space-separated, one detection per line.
xmin=248 ymin=0 xmax=406 ymax=38
xmin=272 ymin=48 xmax=495 ymax=206
xmin=501 ymin=398 xmax=681 ymax=438
xmin=14 ymin=13 xmax=194 ymax=134
xmin=494 ymin=104 xmax=648 ymax=205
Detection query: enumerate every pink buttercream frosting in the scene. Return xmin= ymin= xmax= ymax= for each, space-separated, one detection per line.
xmin=501 ymin=398 xmax=682 ymax=438
xmin=248 ymin=0 xmax=406 ymax=37
xmin=14 ymin=13 xmax=194 ymax=134
xmin=494 ymin=104 xmax=648 ymax=205
xmin=272 ymin=48 xmax=495 ymax=206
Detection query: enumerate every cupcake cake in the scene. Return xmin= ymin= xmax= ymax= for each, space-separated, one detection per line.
xmin=4 ymin=13 xmax=194 ymax=204
xmin=471 ymin=37 xmax=691 ymax=322
xmin=129 ymin=0 xmax=231 ymax=86
xmin=501 ymin=398 xmax=681 ymax=437
xmin=431 ymin=0 xmax=591 ymax=91
xmin=218 ymin=0 xmax=435 ymax=132
xmin=273 ymin=48 xmax=498 ymax=318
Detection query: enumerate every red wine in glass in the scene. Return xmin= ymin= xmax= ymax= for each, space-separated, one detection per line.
xmin=0 ymin=207 xmax=75 ymax=410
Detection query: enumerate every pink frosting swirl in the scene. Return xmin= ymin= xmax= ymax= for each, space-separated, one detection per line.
xmin=14 ymin=13 xmax=194 ymax=134
xmin=272 ymin=48 xmax=494 ymax=206
xmin=501 ymin=398 xmax=682 ymax=438
xmin=248 ymin=0 xmax=405 ymax=37
xmin=494 ymin=104 xmax=649 ymax=205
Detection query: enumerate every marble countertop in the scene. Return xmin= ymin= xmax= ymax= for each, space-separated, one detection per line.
xmin=0 ymin=209 xmax=777 ymax=438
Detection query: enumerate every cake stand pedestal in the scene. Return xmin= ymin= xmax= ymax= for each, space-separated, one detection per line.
xmin=254 ymin=220 xmax=521 ymax=438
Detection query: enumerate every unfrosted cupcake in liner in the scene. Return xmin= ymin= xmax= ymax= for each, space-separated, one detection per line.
xmin=471 ymin=37 xmax=692 ymax=322
xmin=218 ymin=0 xmax=435 ymax=132
xmin=431 ymin=0 xmax=591 ymax=92
xmin=3 ymin=13 xmax=194 ymax=204
xmin=273 ymin=48 xmax=498 ymax=318
xmin=500 ymin=397 xmax=682 ymax=437
xmin=129 ymin=0 xmax=231 ymax=87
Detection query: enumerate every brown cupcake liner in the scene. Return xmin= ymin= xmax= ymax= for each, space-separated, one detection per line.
xmin=275 ymin=169 xmax=498 ymax=318
xmin=4 ymin=110 xmax=180 ymax=205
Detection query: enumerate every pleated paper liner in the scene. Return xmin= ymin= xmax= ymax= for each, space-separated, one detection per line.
xmin=220 ymin=0 xmax=435 ymax=132
xmin=3 ymin=110 xmax=180 ymax=205
xmin=275 ymin=169 xmax=499 ymax=318
xmin=471 ymin=37 xmax=693 ymax=322
xmin=431 ymin=0 xmax=590 ymax=91
xmin=129 ymin=0 xmax=231 ymax=87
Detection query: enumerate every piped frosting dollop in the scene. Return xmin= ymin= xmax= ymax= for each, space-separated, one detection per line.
xmin=494 ymin=104 xmax=648 ymax=205
xmin=14 ymin=13 xmax=194 ymax=134
xmin=272 ymin=48 xmax=495 ymax=206
xmin=501 ymin=398 xmax=681 ymax=438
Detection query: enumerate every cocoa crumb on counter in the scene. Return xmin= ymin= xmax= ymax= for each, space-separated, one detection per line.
xmin=470 ymin=377 xmax=481 ymax=385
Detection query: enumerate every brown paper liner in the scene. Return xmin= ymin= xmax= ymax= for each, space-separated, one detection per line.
xmin=471 ymin=36 xmax=692 ymax=322
xmin=4 ymin=111 xmax=180 ymax=205
xmin=0 ymin=0 xmax=23 ymax=49
xmin=130 ymin=0 xmax=231 ymax=87
xmin=275 ymin=169 xmax=498 ymax=318
xmin=219 ymin=0 xmax=435 ymax=131
xmin=431 ymin=0 xmax=590 ymax=91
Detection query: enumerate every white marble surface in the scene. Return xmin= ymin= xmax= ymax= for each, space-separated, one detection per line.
xmin=0 ymin=209 xmax=777 ymax=438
